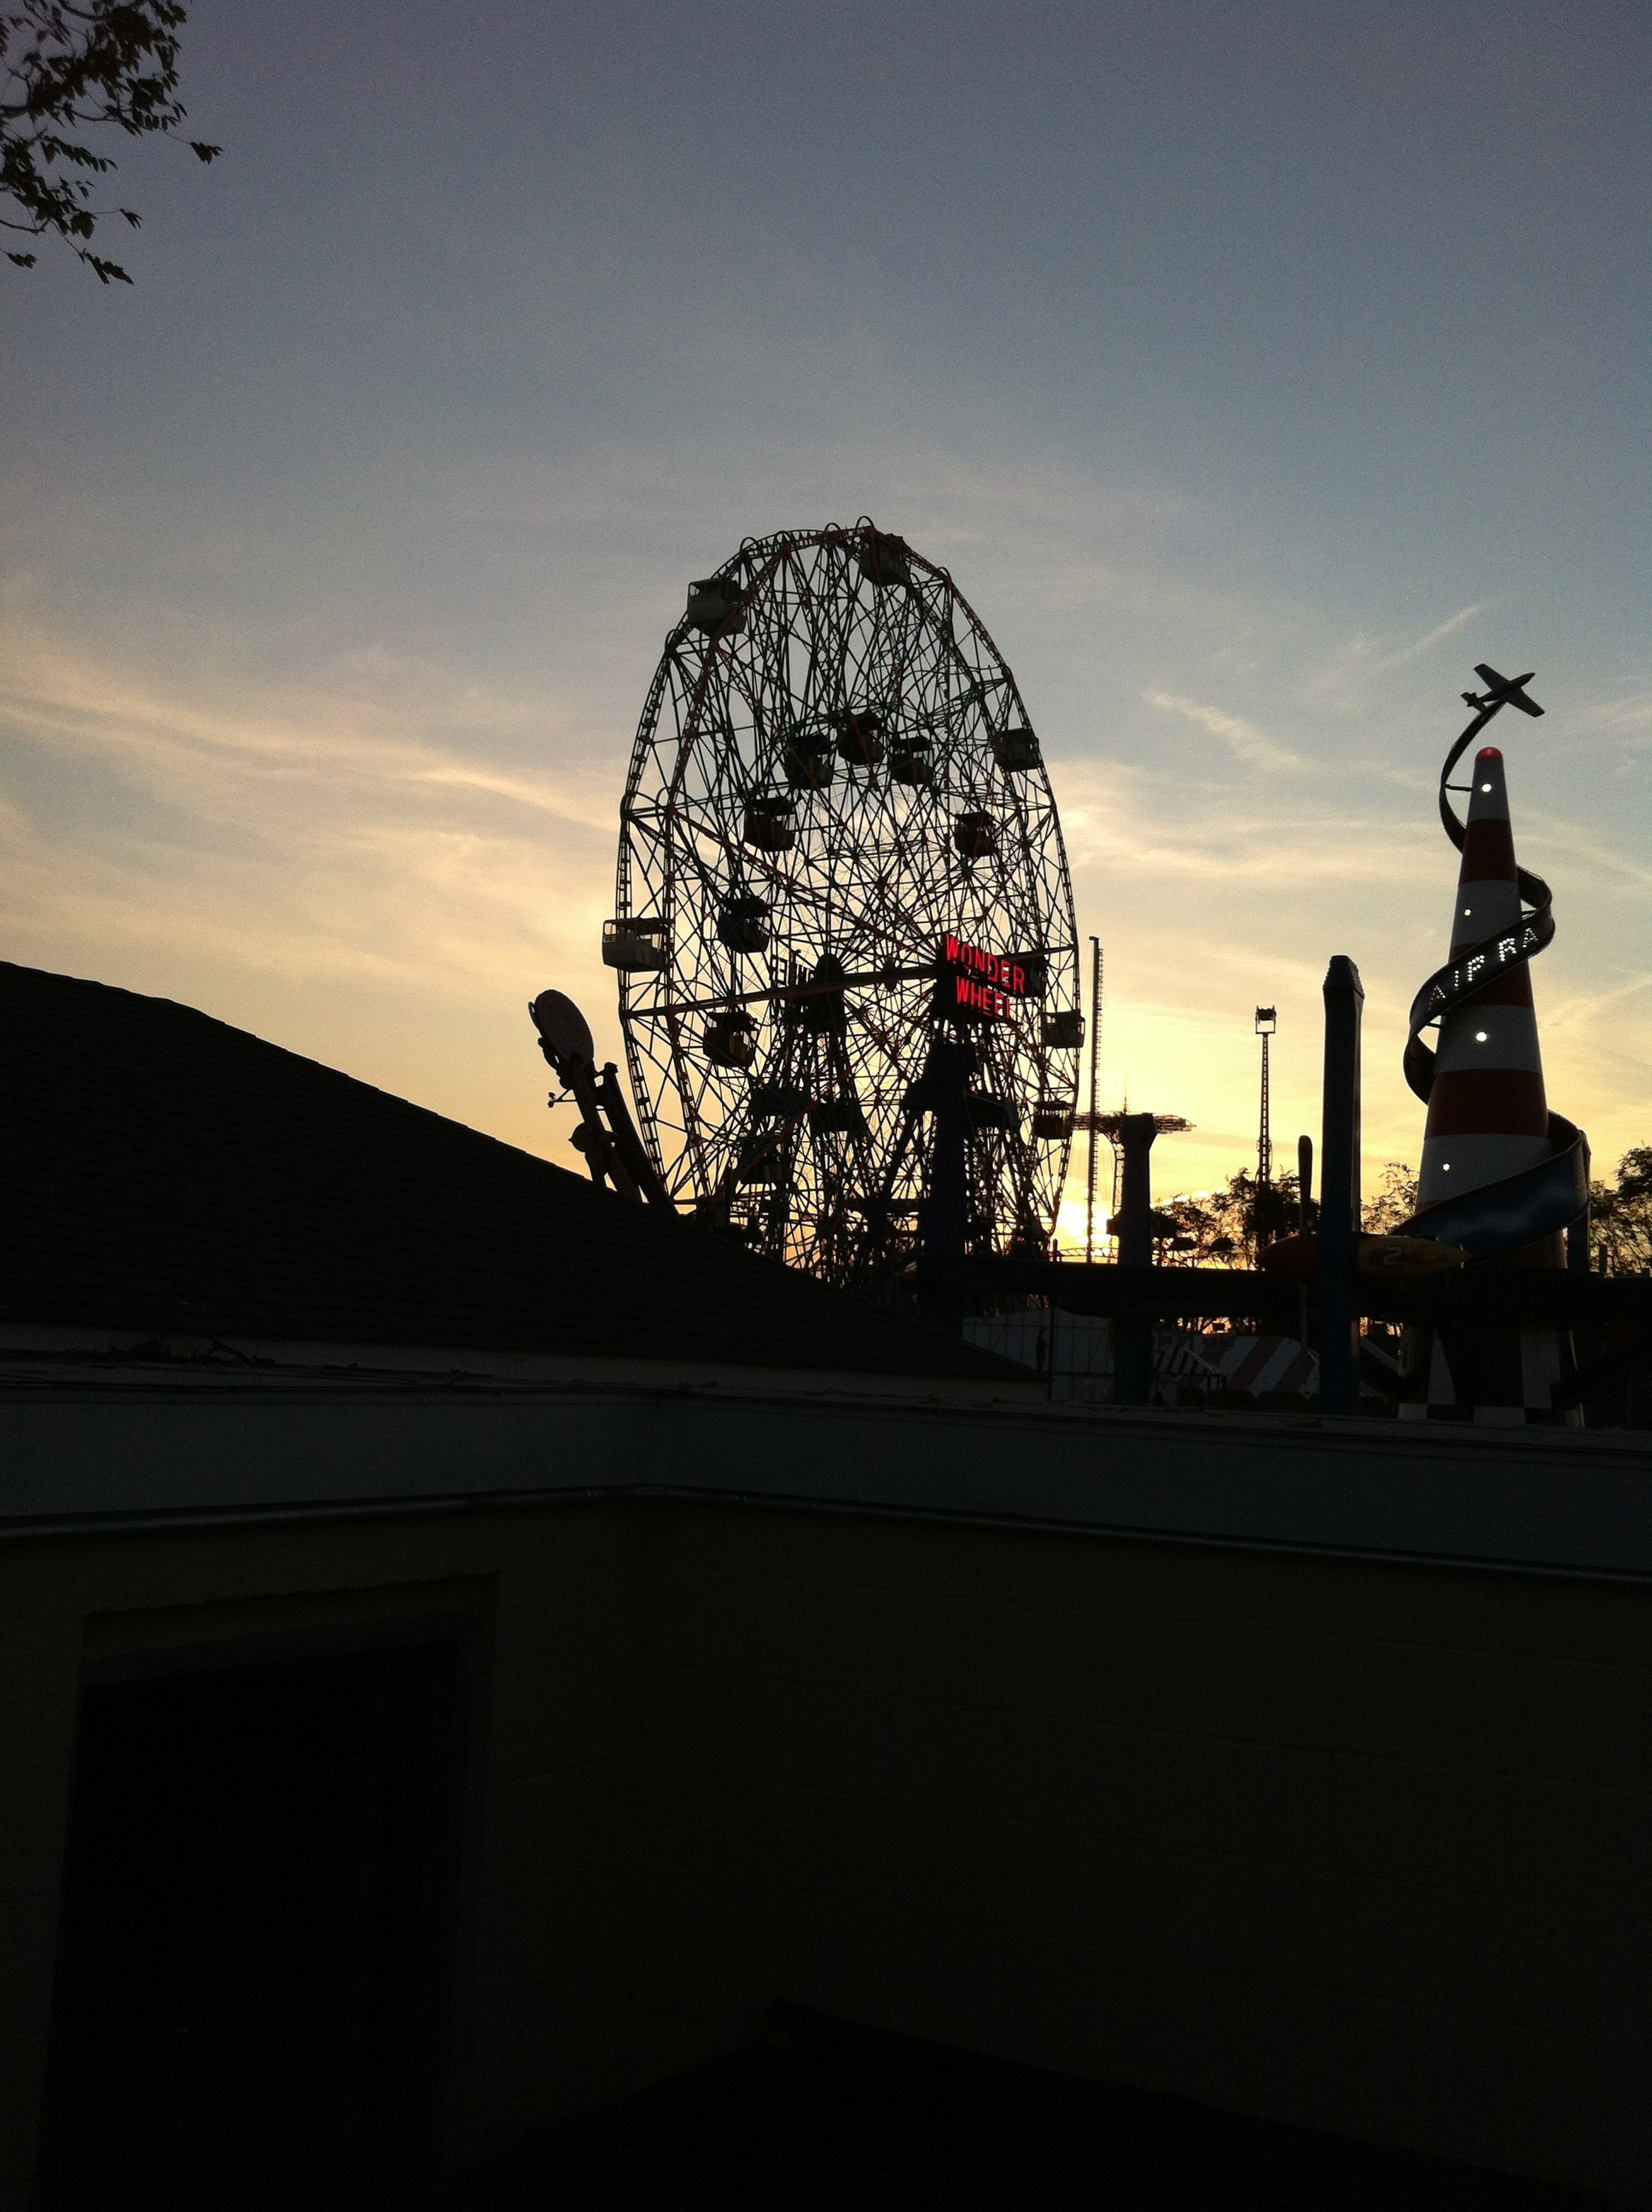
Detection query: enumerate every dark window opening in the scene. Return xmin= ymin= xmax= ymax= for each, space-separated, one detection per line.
xmin=35 ymin=1633 xmax=463 ymax=2210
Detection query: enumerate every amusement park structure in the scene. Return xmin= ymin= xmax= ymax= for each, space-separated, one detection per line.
xmin=595 ymin=521 xmax=1082 ymax=1292
xmin=531 ymin=556 xmax=1652 ymax=1418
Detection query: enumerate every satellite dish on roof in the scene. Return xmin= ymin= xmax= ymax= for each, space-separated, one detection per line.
xmin=529 ymin=989 xmax=595 ymax=1075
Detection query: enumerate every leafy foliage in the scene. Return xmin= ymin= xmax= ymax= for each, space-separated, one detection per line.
xmin=1591 ymin=1147 xmax=1652 ymax=1276
xmin=2 ymin=1 xmax=217 ymax=281
xmin=1362 ymin=1160 xmax=1419 ymax=1236
xmin=1164 ymin=1150 xmax=1652 ymax=1278
xmin=1160 ymin=1170 xmax=1314 ymax=1267
xmin=1162 ymin=1158 xmax=1419 ymax=1266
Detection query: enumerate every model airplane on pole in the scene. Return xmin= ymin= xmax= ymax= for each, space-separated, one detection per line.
xmin=1462 ymin=664 xmax=1544 ymax=719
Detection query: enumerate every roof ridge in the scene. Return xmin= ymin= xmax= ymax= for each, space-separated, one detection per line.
xmin=1 ymin=963 xmax=1027 ymax=1383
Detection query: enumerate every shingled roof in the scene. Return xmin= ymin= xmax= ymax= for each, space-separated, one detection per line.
xmin=1 ymin=963 xmax=1023 ymax=1382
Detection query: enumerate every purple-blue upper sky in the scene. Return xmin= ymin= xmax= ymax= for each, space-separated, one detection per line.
xmin=3 ymin=0 xmax=1648 ymax=1208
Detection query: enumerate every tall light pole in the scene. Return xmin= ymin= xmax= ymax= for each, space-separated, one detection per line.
xmin=1254 ymin=1005 xmax=1277 ymax=1190
xmin=1254 ymin=1005 xmax=1277 ymax=1262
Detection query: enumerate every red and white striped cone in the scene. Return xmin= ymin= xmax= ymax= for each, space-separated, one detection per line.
xmin=1405 ymin=745 xmax=1573 ymax=1423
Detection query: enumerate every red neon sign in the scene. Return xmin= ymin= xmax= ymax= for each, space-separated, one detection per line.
xmin=939 ymin=934 xmax=1027 ymax=1022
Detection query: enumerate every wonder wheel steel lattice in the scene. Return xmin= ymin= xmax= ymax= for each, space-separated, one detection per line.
xmin=609 ymin=521 xmax=1080 ymax=1289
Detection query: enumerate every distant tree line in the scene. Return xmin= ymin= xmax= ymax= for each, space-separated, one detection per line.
xmin=1159 ymin=1150 xmax=1652 ymax=1273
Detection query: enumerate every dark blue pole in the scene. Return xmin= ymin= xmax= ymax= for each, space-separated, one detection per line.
xmin=1566 ymin=1132 xmax=1592 ymax=1413
xmin=1114 ymin=1112 xmax=1157 ymax=1406
xmin=1567 ymin=1132 xmax=1591 ymax=1275
xmin=1318 ymin=957 xmax=1364 ymax=1417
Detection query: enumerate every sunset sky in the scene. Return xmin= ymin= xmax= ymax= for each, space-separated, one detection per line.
xmin=3 ymin=1 xmax=1648 ymax=1235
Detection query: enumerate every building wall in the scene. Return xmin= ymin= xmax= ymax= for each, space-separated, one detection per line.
xmin=640 ymin=1504 xmax=1652 ymax=2203
xmin=2 ymin=1493 xmax=1649 ymax=2204
xmin=0 ymin=1507 xmax=658 ymax=2201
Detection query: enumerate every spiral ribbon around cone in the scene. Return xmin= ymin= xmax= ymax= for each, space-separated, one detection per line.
xmin=1399 ymin=697 xmax=1587 ymax=1260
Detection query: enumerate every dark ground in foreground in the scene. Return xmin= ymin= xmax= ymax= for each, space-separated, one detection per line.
xmin=442 ymin=2006 xmax=1608 ymax=2209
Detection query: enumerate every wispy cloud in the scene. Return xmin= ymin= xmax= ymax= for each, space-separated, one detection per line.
xmin=1528 ymin=818 xmax=1652 ymax=892
xmin=0 ymin=632 xmax=624 ymax=1163
xmin=1577 ymin=691 xmax=1652 ymax=759
xmin=1376 ymin=602 xmax=1490 ymax=671
xmin=1544 ymin=971 xmax=1652 ymax=1033
xmin=1143 ymin=690 xmax=1307 ymax=772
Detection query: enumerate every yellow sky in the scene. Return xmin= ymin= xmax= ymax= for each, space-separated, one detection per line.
xmin=4 ymin=501 xmax=1647 ymax=1249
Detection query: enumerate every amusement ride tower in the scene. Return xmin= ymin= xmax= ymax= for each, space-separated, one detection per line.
xmin=1399 ymin=667 xmax=1589 ymax=1423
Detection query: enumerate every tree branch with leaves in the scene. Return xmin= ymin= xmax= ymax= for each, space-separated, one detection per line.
xmin=1589 ymin=1147 xmax=1652 ymax=1276
xmin=1160 ymin=1170 xmax=1315 ymax=1267
xmin=3 ymin=0 xmax=217 ymax=282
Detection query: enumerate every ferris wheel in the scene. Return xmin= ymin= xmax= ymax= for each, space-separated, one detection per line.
xmin=605 ymin=521 xmax=1082 ymax=1289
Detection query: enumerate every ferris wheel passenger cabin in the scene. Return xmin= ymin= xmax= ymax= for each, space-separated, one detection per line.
xmin=992 ymin=725 xmax=1041 ymax=771
xmin=967 ymin=1094 xmax=1018 ymax=1132
xmin=953 ymin=811 xmax=998 ymax=860
xmin=742 ymin=797 xmax=796 ymax=851
xmin=853 ymin=528 xmax=912 ymax=590
xmin=602 ymin=917 xmax=669 ymax=972
xmin=889 ymin=736 xmax=934 ymax=786
xmin=809 ymin=1096 xmax=867 ymax=1136
xmin=702 ymin=1010 xmax=758 ymax=1069
xmin=836 ymin=711 xmax=886 ymax=768
xmin=1017 ymin=952 xmax=1050 ymax=998
xmin=782 ymin=728 xmax=835 ymax=792
xmin=715 ymin=896 xmax=770 ymax=955
xmin=684 ymin=574 xmax=745 ymax=634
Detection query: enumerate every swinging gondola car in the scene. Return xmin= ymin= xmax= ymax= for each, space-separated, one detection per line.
xmin=703 ymin=1009 xmax=758 ymax=1069
xmin=734 ymin=1132 xmax=783 ymax=1185
xmin=742 ymin=796 xmax=796 ymax=851
xmin=836 ymin=710 xmax=886 ymax=769
xmin=991 ymin=725 xmax=1041 ymax=771
xmin=1042 ymin=1009 xmax=1085 ymax=1050
xmin=781 ymin=723 xmax=835 ymax=793
xmin=953 ymin=811 xmax=998 ymax=860
xmin=749 ymin=1082 xmax=810 ymax=1123
xmin=854 ymin=526 xmax=912 ymax=590
xmin=889 ymin=736 xmax=934 ymax=787
xmin=602 ymin=917 xmax=669 ymax=972
xmin=808 ymin=1095 xmax=866 ymax=1136
xmin=797 ymin=953 xmax=847 ymax=1036
xmin=968 ymin=1093 xmax=1019 ymax=1132
xmin=1031 ymin=1105 xmax=1073 ymax=1138
xmin=684 ymin=573 xmax=747 ymax=635
xmin=715 ymin=896 xmax=771 ymax=955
